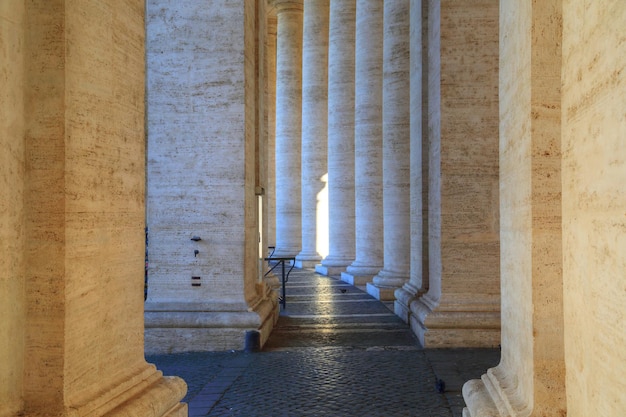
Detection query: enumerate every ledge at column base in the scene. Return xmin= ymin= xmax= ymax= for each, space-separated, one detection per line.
xmin=366 ymin=283 xmax=397 ymax=301
xmin=409 ymin=309 xmax=501 ymax=348
xmin=394 ymin=286 xmax=421 ymax=323
xmin=294 ymin=259 xmax=319 ymax=268
xmin=102 ymin=375 xmax=188 ymax=417
xmin=145 ymin=301 xmax=278 ymax=353
xmin=315 ymin=264 xmax=347 ymax=276
xmin=340 ymin=271 xmax=372 ymax=286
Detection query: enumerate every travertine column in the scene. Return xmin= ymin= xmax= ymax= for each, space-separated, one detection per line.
xmin=265 ymin=9 xmax=278 ymax=250
xmin=395 ymin=0 xmax=424 ymax=321
xmin=273 ymin=0 xmax=304 ymax=258
xmin=367 ymin=0 xmax=411 ymax=301
xmin=7 ymin=1 xmax=187 ymax=416
xmin=316 ymin=0 xmax=357 ymax=276
xmin=145 ymin=0 xmax=278 ymax=353
xmin=410 ymin=0 xmax=500 ymax=348
xmin=0 ymin=1 xmax=26 ymax=414
xmin=295 ymin=0 xmax=329 ymax=268
xmin=341 ymin=0 xmax=384 ymax=285
xmin=466 ymin=1 xmax=618 ymax=415
xmin=560 ymin=1 xmax=626 ymax=415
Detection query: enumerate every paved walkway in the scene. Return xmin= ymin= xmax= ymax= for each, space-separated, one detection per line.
xmin=147 ymin=268 xmax=499 ymax=417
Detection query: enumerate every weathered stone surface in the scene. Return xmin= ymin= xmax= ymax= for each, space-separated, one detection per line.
xmin=342 ymin=0 xmax=384 ymax=284
xmin=561 ymin=1 xmax=626 ymax=416
xmin=369 ymin=0 xmax=411 ymax=301
xmin=317 ymin=0 xmax=356 ymax=276
xmin=411 ymin=0 xmax=501 ymax=348
xmin=273 ymin=0 xmax=303 ymax=258
xmin=0 ymin=1 xmax=187 ymax=415
xmin=145 ymin=0 xmax=277 ymax=353
xmin=296 ymin=0 xmax=329 ymax=268
xmin=0 ymin=1 xmax=26 ymax=415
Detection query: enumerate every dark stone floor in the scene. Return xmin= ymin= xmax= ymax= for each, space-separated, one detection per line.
xmin=147 ymin=267 xmax=500 ymax=417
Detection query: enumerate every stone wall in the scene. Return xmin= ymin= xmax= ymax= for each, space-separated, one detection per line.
xmin=412 ymin=0 xmax=500 ymax=348
xmin=1 ymin=1 xmax=186 ymax=415
xmin=562 ymin=1 xmax=626 ymax=415
xmin=0 ymin=1 xmax=26 ymax=415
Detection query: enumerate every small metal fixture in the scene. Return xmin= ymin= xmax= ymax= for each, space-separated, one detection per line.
xmin=190 ymin=236 xmax=202 ymax=241
xmin=194 ymin=250 xmax=199 ymax=257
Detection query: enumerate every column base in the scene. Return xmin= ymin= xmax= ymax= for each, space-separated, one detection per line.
xmin=393 ymin=283 xmax=421 ymax=323
xmin=144 ymin=298 xmax=278 ymax=353
xmin=366 ymin=283 xmax=397 ymax=301
xmin=102 ymin=373 xmax=188 ymax=417
xmin=410 ymin=297 xmax=500 ymax=348
xmin=340 ymin=271 xmax=372 ymax=286
xmin=341 ymin=262 xmax=381 ymax=285
xmin=295 ymin=252 xmax=322 ymax=268
xmin=315 ymin=263 xmax=348 ymax=276
xmin=368 ymin=269 xmax=409 ymax=301
xmin=462 ymin=364 xmax=530 ymax=417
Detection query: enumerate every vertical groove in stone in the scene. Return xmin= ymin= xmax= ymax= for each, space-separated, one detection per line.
xmin=343 ymin=0 xmax=384 ymax=279
xmin=319 ymin=0 xmax=357 ymax=273
xmin=370 ymin=0 xmax=411 ymax=296
xmin=273 ymin=0 xmax=303 ymax=258
xmin=295 ymin=0 xmax=329 ymax=267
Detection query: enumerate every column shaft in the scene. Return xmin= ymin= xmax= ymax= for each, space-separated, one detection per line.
xmin=341 ymin=0 xmax=384 ymax=285
xmin=145 ymin=0 xmax=277 ymax=353
xmin=18 ymin=1 xmax=187 ymax=415
xmin=265 ymin=10 xmax=277 ymax=250
xmin=410 ymin=0 xmax=500 ymax=348
xmin=316 ymin=0 xmax=357 ymax=276
xmin=367 ymin=0 xmax=411 ymax=301
xmin=395 ymin=0 xmax=424 ymax=321
xmin=274 ymin=0 xmax=304 ymax=258
xmin=464 ymin=1 xmax=566 ymax=415
xmin=295 ymin=0 xmax=329 ymax=268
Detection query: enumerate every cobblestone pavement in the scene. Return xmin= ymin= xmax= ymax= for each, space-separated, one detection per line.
xmin=147 ymin=268 xmax=499 ymax=417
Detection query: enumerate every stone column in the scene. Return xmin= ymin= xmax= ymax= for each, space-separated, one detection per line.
xmin=295 ymin=0 xmax=329 ymax=268
xmin=273 ymin=0 xmax=304 ymax=258
xmin=395 ymin=0 xmax=424 ymax=320
xmin=265 ymin=8 xmax=278 ymax=251
xmin=464 ymin=1 xmax=565 ymax=415
xmin=367 ymin=0 xmax=411 ymax=301
xmin=316 ymin=0 xmax=357 ymax=277
xmin=145 ymin=0 xmax=278 ymax=353
xmin=341 ymin=0 xmax=384 ymax=286
xmin=410 ymin=0 xmax=500 ymax=348
xmin=12 ymin=1 xmax=187 ymax=416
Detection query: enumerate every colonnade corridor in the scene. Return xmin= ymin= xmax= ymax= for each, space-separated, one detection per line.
xmin=148 ymin=268 xmax=499 ymax=417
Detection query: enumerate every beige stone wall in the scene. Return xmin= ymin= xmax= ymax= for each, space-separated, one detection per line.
xmin=145 ymin=0 xmax=276 ymax=353
xmin=0 ymin=1 xmax=186 ymax=415
xmin=414 ymin=0 xmax=500 ymax=348
xmin=562 ymin=1 xmax=626 ymax=415
xmin=0 ymin=1 xmax=26 ymax=415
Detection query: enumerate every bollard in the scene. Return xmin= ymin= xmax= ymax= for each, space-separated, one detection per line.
xmin=244 ymin=330 xmax=261 ymax=353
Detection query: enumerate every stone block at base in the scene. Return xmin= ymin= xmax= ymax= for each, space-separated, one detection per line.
xmin=340 ymin=271 xmax=372 ymax=286
xmin=366 ymin=283 xmax=397 ymax=301
xmin=315 ymin=264 xmax=347 ymax=277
